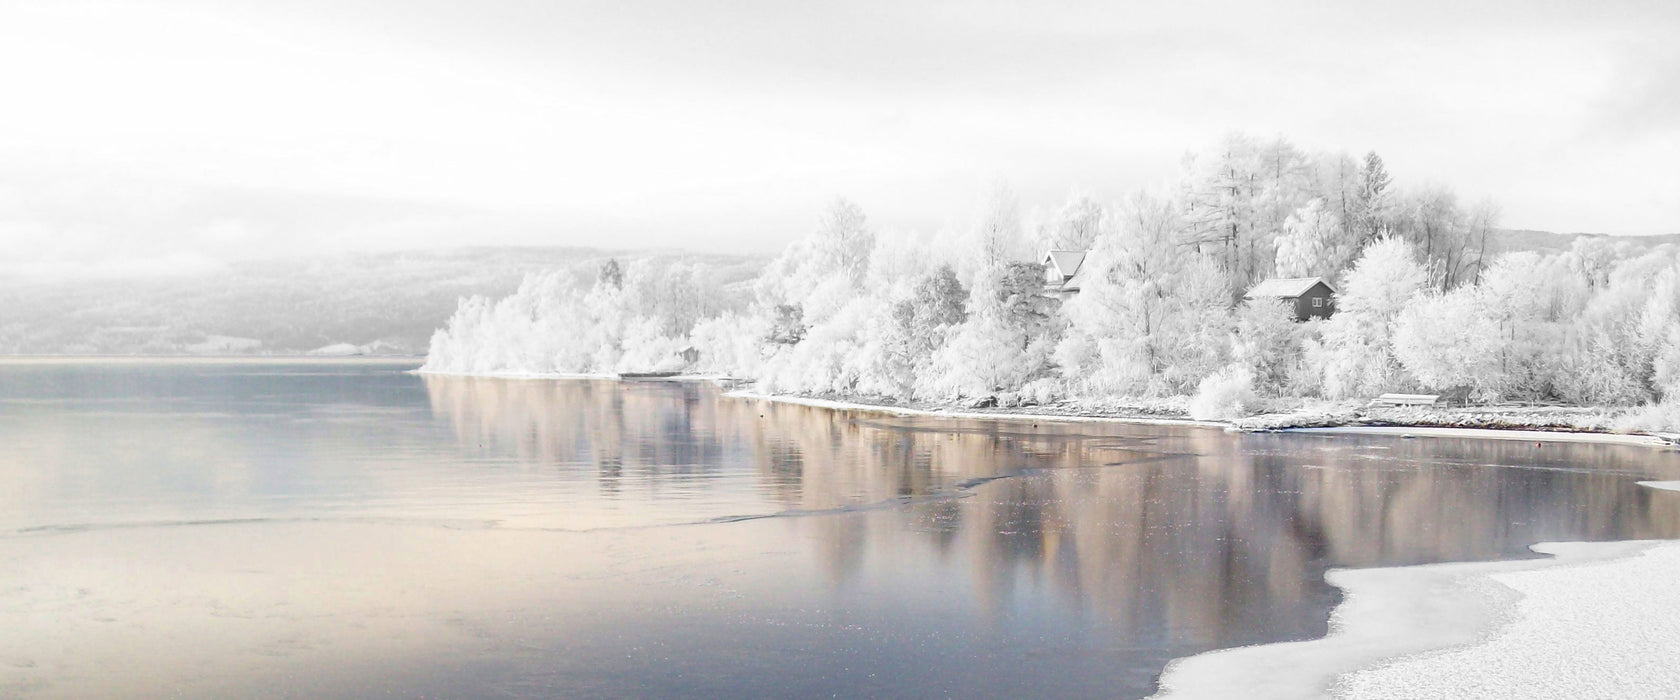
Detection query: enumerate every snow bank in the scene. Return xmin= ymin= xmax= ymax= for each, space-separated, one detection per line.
xmin=1338 ymin=540 xmax=1680 ymax=699
xmin=1151 ymin=541 xmax=1655 ymax=699
xmin=1154 ymin=480 xmax=1680 ymax=700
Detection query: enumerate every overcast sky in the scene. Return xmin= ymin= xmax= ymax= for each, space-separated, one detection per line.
xmin=1 ymin=0 xmax=1676 ymax=277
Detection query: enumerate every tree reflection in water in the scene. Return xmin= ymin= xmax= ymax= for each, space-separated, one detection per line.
xmin=425 ymin=375 xmax=1680 ymax=693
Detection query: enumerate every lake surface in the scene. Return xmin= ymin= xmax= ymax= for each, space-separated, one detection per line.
xmin=3 ymin=359 xmax=1679 ymax=699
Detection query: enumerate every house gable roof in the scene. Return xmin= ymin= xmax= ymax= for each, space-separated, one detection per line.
xmin=1244 ymin=277 xmax=1336 ymax=299
xmin=1043 ymin=250 xmax=1087 ymax=280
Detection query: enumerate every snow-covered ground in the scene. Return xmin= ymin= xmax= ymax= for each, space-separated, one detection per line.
xmin=1153 ymin=480 xmax=1680 ymax=700
xmin=1285 ymin=425 xmax=1671 ymax=448
xmin=723 ymin=389 xmax=1228 ymax=427
xmin=727 ymin=387 xmax=1680 ymax=447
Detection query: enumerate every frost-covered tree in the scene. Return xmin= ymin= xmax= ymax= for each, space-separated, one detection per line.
xmin=421 ymin=257 xmax=745 ymax=376
xmin=419 ymin=135 xmax=1680 ymax=433
xmin=918 ymin=272 xmax=1031 ymax=398
xmin=690 ymin=313 xmax=770 ymax=376
xmin=1314 ymin=151 xmax=1361 ymax=247
xmin=1273 ymin=199 xmax=1348 ymax=279
xmin=970 ymin=183 xmax=1028 ymax=277
xmin=1390 ymin=186 xmax=1491 ymax=291
xmin=755 ymin=198 xmax=876 ymax=325
xmin=1252 ymin=137 xmax=1314 ymax=248
xmin=866 ymin=265 xmax=968 ymax=396
xmin=1353 ymin=151 xmax=1393 ymax=242
xmin=1320 ymin=238 xmax=1427 ymax=398
xmin=996 ymin=261 xmax=1060 ymax=348
xmin=1231 ymin=298 xmax=1303 ymax=397
xmin=1058 ymin=192 xmax=1230 ymax=396
xmin=1038 ymin=194 xmax=1105 ymax=252
xmin=1394 ymin=286 xmax=1498 ymax=399
xmin=1183 ymin=134 xmax=1263 ymax=290
xmin=598 ymin=258 xmax=624 ymax=290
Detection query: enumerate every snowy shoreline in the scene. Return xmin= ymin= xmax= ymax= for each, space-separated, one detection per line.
xmin=1154 ymin=483 xmax=1680 ymax=700
xmin=721 ymin=389 xmax=1230 ymax=427
xmin=1151 ymin=537 xmax=1680 ymax=699
xmin=413 ymin=368 xmax=619 ymax=380
xmin=415 ymin=368 xmax=1680 ymax=447
xmin=725 ymin=386 xmax=1680 ymax=448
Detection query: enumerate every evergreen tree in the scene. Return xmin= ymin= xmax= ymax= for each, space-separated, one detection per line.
xmin=1354 ymin=151 xmax=1393 ymax=242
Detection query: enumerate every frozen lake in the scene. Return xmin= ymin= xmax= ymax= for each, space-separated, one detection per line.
xmin=3 ymin=359 xmax=1679 ymax=699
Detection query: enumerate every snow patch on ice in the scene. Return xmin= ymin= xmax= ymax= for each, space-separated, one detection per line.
xmin=1338 ymin=540 xmax=1680 ymax=699
xmin=1151 ymin=540 xmax=1672 ymax=700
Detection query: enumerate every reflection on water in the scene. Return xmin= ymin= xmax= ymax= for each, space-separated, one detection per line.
xmin=420 ymin=374 xmax=1680 ymax=695
xmin=3 ymin=361 xmax=1680 ymax=699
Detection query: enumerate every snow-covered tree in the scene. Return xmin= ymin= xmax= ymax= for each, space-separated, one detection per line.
xmin=755 ymin=198 xmax=876 ymax=325
xmin=1352 ymin=151 xmax=1393 ymax=242
xmin=1394 ymin=286 xmax=1498 ymax=399
xmin=1038 ymin=194 xmax=1105 ymax=252
xmin=969 ymin=184 xmax=1028 ymax=278
xmin=1273 ymin=198 xmax=1347 ymax=279
xmin=1058 ymin=192 xmax=1229 ymax=396
xmin=1320 ymin=238 xmax=1428 ymax=398
xmin=918 ymin=272 xmax=1031 ymax=398
xmin=1231 ymin=298 xmax=1303 ymax=397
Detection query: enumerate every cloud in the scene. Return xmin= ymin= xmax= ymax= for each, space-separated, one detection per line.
xmin=0 ymin=0 xmax=1675 ymax=276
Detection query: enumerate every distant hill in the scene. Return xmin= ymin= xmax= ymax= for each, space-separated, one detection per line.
xmin=0 ymin=247 xmax=764 ymax=356
xmin=1488 ymin=229 xmax=1680 ymax=256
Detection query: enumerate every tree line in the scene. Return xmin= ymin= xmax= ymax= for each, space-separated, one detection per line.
xmin=423 ymin=133 xmax=1680 ymax=426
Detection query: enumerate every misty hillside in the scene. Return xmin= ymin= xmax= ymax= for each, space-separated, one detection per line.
xmin=1489 ymin=229 xmax=1680 ymax=256
xmin=0 ymin=247 xmax=764 ymax=355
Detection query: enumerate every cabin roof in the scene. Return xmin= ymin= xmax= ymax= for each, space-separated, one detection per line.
xmin=1244 ymin=276 xmax=1336 ymax=299
xmin=1043 ymin=250 xmax=1087 ymax=278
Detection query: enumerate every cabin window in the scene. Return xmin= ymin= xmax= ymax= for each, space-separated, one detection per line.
xmin=1312 ymin=297 xmax=1323 ymax=308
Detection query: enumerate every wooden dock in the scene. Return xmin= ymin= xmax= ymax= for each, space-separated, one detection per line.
xmin=1370 ymin=393 xmax=1440 ymax=407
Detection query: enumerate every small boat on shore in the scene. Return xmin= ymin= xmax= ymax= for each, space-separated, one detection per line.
xmin=618 ymin=371 xmax=683 ymax=380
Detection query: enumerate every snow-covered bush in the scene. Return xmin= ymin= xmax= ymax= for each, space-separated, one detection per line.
xmin=689 ymin=313 xmax=770 ymax=377
xmin=1189 ymin=364 xmax=1258 ymax=421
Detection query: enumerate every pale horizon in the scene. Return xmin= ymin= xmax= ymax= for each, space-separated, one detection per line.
xmin=2 ymin=0 xmax=1677 ymax=278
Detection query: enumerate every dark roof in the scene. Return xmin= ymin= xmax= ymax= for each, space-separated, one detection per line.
xmin=1244 ymin=277 xmax=1336 ymax=299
